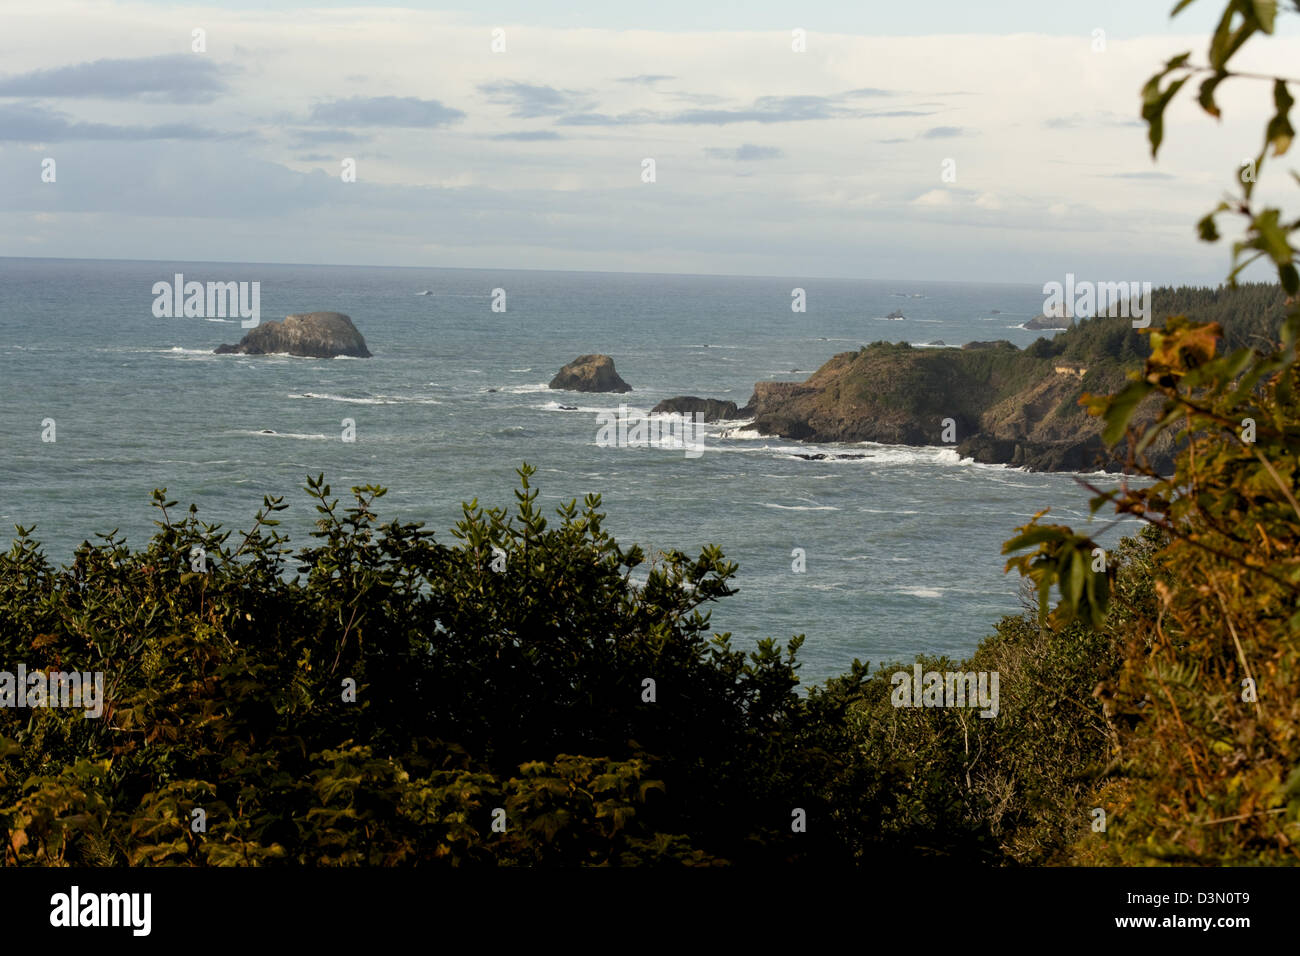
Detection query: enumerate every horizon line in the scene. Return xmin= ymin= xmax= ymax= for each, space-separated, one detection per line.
xmin=0 ymin=254 xmax=1243 ymax=290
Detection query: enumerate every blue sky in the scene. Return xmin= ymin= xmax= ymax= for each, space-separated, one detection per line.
xmin=0 ymin=0 xmax=1296 ymax=283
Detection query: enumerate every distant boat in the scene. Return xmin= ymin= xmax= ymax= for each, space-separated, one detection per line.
xmin=416 ymin=290 xmax=432 ymax=296
xmin=887 ymin=308 xmax=906 ymax=320
xmin=909 ymin=293 xmax=925 ymax=299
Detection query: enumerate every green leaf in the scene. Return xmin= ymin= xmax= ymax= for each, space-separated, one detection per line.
xmin=1251 ymin=0 xmax=1277 ymax=32
xmin=1101 ymin=380 xmax=1156 ymax=445
xmin=1198 ymin=71 xmax=1228 ymax=118
xmin=1143 ymin=74 xmax=1189 ymax=157
xmin=1064 ymin=549 xmax=1086 ymax=612
xmin=1267 ymin=80 xmax=1295 ymax=156
xmin=1208 ymin=4 xmax=1259 ymax=71
xmin=1197 ymin=204 xmax=1227 ymax=242
xmin=1254 ymin=208 xmax=1294 ymax=264
xmin=1280 ymin=263 xmax=1299 ymax=296
xmin=1001 ymin=526 xmax=1067 ymax=555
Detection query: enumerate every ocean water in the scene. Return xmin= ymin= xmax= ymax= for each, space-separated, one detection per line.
xmin=0 ymin=257 xmax=1128 ymax=685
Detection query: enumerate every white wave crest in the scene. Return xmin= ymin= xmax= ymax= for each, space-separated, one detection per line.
xmin=288 ymin=392 xmax=441 ymax=405
xmin=241 ymin=430 xmax=330 ymax=440
xmin=761 ymin=503 xmax=840 ymax=511
xmin=489 ymin=383 xmax=552 ymax=394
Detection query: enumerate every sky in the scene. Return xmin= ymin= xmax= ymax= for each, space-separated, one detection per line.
xmin=0 ymin=0 xmax=1297 ymax=284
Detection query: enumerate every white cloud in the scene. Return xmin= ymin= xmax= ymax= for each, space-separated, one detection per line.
xmin=0 ymin=1 xmax=1294 ymax=283
xmin=913 ymin=189 xmax=953 ymax=206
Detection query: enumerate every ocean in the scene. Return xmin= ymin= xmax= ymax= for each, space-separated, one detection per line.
xmin=0 ymin=256 xmax=1128 ymax=686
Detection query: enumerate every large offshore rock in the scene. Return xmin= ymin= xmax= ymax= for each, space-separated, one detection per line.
xmin=548 ymin=354 xmax=632 ymax=393
xmin=215 ymin=312 xmax=372 ymax=358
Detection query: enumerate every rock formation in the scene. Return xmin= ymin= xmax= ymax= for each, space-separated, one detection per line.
xmin=739 ymin=330 xmax=1176 ymax=474
xmin=548 ymin=354 xmax=632 ymax=393
xmin=1024 ymin=313 xmax=1074 ymax=331
xmin=650 ymin=396 xmax=745 ymax=422
xmin=215 ymin=312 xmax=372 ymax=358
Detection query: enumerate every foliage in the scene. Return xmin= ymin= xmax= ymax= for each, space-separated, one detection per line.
xmin=0 ymin=465 xmax=804 ymax=865
xmin=1005 ymin=0 xmax=1300 ymax=863
xmin=0 ymin=465 xmax=1152 ymax=868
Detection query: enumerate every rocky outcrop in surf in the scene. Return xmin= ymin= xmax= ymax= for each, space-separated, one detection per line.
xmin=650 ymin=396 xmax=746 ymax=422
xmin=215 ymin=312 xmax=372 ymax=358
xmin=1024 ymin=313 xmax=1074 ymax=331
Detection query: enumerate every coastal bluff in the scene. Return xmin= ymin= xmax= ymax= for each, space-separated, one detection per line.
xmin=719 ymin=284 xmax=1300 ymax=473
xmin=666 ymin=283 xmax=1298 ymax=474
xmin=739 ymin=329 xmax=1173 ymax=474
xmin=215 ymin=312 xmax=372 ymax=358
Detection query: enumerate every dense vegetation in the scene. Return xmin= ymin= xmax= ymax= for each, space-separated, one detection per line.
xmin=0 ymin=466 xmax=1160 ymax=865
xmin=2 ymin=0 xmax=1298 ymax=865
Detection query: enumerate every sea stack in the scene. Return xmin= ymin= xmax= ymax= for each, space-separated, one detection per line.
xmin=215 ymin=312 xmax=372 ymax=358
xmin=548 ymin=354 xmax=632 ymax=393
xmin=1024 ymin=313 xmax=1073 ymax=331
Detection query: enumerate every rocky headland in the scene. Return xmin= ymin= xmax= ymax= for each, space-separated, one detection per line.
xmin=737 ymin=327 xmax=1173 ymax=473
xmin=648 ymin=285 xmax=1295 ymax=474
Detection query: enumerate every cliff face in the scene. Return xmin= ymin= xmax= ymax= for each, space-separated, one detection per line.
xmin=748 ymin=343 xmax=1028 ymax=445
xmin=745 ymin=325 xmax=1176 ymax=473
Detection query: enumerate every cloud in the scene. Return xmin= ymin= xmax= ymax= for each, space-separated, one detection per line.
xmin=557 ymin=111 xmax=639 ymax=126
xmin=920 ymin=126 xmax=969 ymax=138
xmin=1102 ymin=171 xmax=1175 ymax=180
xmin=0 ymin=14 xmax=1243 ymax=283
xmin=616 ymin=74 xmax=675 ymax=84
xmin=671 ymin=94 xmax=852 ymax=124
xmin=290 ymin=129 xmax=370 ymax=145
xmin=0 ymin=54 xmax=229 ymax=103
xmin=479 ymin=81 xmax=595 ymax=118
xmin=0 ymin=103 xmax=240 ymax=141
xmin=307 ymin=96 xmax=465 ymax=127
xmin=1047 ymin=112 xmax=1143 ymax=129
xmin=664 ymin=91 xmax=727 ymax=105
xmin=704 ymin=144 xmax=784 ymax=160
xmin=914 ymin=189 xmax=955 ymax=205
xmin=557 ymin=92 xmax=935 ymax=127
xmin=490 ymin=130 xmax=564 ymax=141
